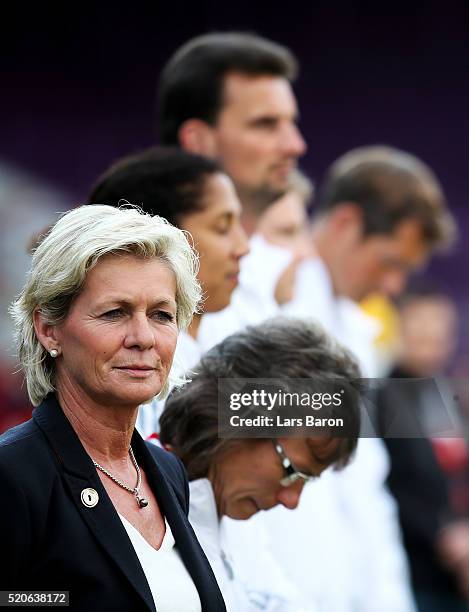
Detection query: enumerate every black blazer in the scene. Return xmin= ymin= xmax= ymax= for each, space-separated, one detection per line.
xmin=0 ymin=394 xmax=226 ymax=611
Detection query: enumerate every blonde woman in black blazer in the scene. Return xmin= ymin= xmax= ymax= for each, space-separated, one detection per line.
xmin=1 ymin=205 xmax=225 ymax=611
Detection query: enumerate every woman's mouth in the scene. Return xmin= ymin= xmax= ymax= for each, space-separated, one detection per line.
xmin=114 ymin=366 xmax=156 ymax=378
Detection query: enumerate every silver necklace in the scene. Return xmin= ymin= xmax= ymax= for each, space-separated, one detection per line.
xmin=92 ymin=446 xmax=149 ymax=509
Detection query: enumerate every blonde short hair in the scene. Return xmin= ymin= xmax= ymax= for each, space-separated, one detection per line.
xmin=11 ymin=204 xmax=202 ymax=406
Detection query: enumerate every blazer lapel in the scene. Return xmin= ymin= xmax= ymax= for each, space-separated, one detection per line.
xmin=134 ymin=435 xmax=226 ymax=611
xmin=33 ymin=395 xmax=156 ymax=612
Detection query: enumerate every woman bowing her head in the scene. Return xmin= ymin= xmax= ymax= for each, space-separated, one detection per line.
xmin=2 ymin=205 xmax=225 ymax=611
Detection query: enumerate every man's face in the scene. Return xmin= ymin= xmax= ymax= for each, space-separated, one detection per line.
xmin=210 ymin=72 xmax=306 ymax=211
xmin=332 ymin=218 xmax=430 ymax=301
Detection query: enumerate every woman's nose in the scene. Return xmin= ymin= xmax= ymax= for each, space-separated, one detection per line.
xmin=124 ymin=315 xmax=155 ymax=350
xmin=276 ymin=481 xmax=304 ymax=510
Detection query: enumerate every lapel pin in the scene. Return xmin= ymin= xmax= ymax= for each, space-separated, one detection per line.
xmin=81 ymin=488 xmax=99 ymax=508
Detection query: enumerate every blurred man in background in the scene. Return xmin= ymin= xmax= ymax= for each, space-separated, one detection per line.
xmin=284 ymin=145 xmax=456 ymax=373
xmin=158 ymin=31 xmax=306 ymax=234
xmin=378 ymin=284 xmax=469 ymax=612
xmin=395 ymin=285 xmax=458 ymax=377
xmin=158 ymin=31 xmax=308 ymax=339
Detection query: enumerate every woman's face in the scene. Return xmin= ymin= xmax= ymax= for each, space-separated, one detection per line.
xmin=42 ymin=254 xmax=178 ymax=409
xmin=180 ymin=173 xmax=249 ymax=313
xmin=210 ymin=437 xmax=334 ymax=519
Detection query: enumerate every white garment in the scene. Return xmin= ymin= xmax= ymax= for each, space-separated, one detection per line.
xmin=189 ymin=479 xmax=313 ymax=611
xmin=282 ymin=257 xmax=381 ymax=377
xmin=118 ymin=514 xmax=201 ymax=612
xmin=224 ymin=473 xmax=361 ymax=612
xmin=197 ymin=234 xmax=292 ymax=352
xmin=136 ymin=330 xmax=203 ymax=438
xmin=189 ymin=479 xmax=252 ymax=611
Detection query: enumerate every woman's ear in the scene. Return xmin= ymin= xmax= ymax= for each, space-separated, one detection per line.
xmin=33 ymin=308 xmax=60 ymax=355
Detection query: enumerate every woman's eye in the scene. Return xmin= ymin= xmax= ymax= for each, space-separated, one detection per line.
xmin=102 ymin=308 xmax=124 ymax=319
xmin=151 ymin=310 xmax=175 ymax=323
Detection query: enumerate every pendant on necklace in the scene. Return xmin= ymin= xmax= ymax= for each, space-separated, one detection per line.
xmin=136 ymin=495 xmax=149 ymax=508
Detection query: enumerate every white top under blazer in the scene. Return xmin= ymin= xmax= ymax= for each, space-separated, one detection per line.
xmin=119 ymin=514 xmax=202 ymax=612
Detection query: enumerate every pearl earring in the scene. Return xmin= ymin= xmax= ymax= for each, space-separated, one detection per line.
xmin=50 ymin=349 xmax=59 ymax=358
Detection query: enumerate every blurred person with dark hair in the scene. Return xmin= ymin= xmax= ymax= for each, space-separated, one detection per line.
xmin=158 ymin=31 xmax=305 ymax=230
xmin=158 ymin=32 xmax=308 ymax=340
xmin=158 ymin=30 xmax=311 ymax=350
xmin=377 ymin=283 xmax=469 ymax=612
xmin=88 ymin=147 xmax=249 ymax=435
xmin=89 ymin=147 xmax=248 ymax=324
xmin=395 ymin=284 xmax=458 ymax=377
xmin=160 ymin=317 xmax=361 ymax=611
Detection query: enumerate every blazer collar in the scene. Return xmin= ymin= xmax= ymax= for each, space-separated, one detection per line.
xmin=33 ymin=394 xmax=226 ymax=612
xmin=33 ymin=394 xmax=156 ymax=612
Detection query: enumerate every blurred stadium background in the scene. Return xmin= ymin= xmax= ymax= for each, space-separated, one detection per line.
xmin=1 ymin=1 xmax=468 ymax=429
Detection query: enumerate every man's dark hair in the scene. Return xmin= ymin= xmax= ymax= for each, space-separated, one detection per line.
xmin=315 ymin=145 xmax=457 ymax=249
xmin=158 ymin=31 xmax=298 ymax=145
xmin=88 ymin=146 xmax=221 ymax=226
xmin=160 ymin=317 xmax=361 ymax=480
